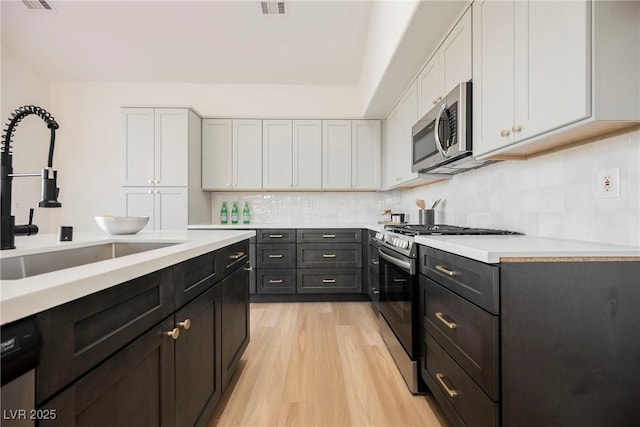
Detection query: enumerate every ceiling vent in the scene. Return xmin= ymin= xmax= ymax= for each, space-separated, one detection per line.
xmin=261 ymin=1 xmax=286 ymax=16
xmin=22 ymin=0 xmax=55 ymax=11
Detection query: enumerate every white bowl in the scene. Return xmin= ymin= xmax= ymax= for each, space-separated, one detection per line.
xmin=95 ymin=216 xmax=149 ymax=235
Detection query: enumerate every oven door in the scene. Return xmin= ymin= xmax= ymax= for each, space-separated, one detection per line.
xmin=378 ymin=247 xmax=416 ymax=359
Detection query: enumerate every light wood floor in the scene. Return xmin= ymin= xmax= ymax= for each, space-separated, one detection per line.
xmin=207 ymin=302 xmax=450 ymax=427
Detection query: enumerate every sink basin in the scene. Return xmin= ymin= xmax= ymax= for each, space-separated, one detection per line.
xmin=0 ymin=242 xmax=177 ymax=280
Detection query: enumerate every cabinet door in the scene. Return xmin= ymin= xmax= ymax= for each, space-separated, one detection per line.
xmin=155 ymin=188 xmax=188 ymax=230
xmin=441 ymin=7 xmax=472 ymax=93
xmin=399 ymin=82 xmax=419 ymax=184
xmin=221 ymin=264 xmax=250 ymax=390
xmin=262 ymin=120 xmax=293 ymax=190
xmin=351 ymin=120 xmax=380 ymax=190
xmin=417 ymin=54 xmax=443 ymax=118
xmin=175 ymin=282 xmax=222 ymax=427
xmin=513 ymin=0 xmax=590 ymax=142
xmin=322 ymin=120 xmax=352 ymax=190
xmin=383 ymin=103 xmax=402 ymax=188
xmin=472 ymin=0 xmax=516 ymax=156
xmin=39 ymin=318 xmax=175 ymax=427
xmin=202 ymin=119 xmax=233 ymax=190
xmin=122 ymin=188 xmax=156 ymax=230
xmin=121 ymin=108 xmax=155 ymax=187
xmin=233 ymin=119 xmax=262 ymax=190
xmin=292 ymin=120 xmax=322 ymax=190
xmin=155 ymin=109 xmax=188 ymax=187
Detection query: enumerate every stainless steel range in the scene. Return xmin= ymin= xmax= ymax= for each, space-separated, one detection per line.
xmin=372 ymin=224 xmax=521 ymax=394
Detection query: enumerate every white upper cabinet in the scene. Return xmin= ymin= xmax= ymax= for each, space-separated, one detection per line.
xmin=122 ymin=187 xmax=188 ymax=230
xmin=202 ymin=119 xmax=233 ymax=190
xmin=292 ymin=120 xmax=322 ymax=190
xmin=121 ymin=108 xmax=188 ymax=187
xmin=322 ymin=120 xmax=380 ymax=190
xmin=202 ymin=119 xmax=262 ymax=190
xmin=263 ymin=120 xmax=293 ymax=190
xmin=417 ymin=7 xmax=472 ymax=118
xmin=351 ymin=120 xmax=381 ymax=190
xmin=473 ymin=0 xmax=639 ymax=158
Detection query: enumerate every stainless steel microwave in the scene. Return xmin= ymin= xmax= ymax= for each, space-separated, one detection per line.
xmin=411 ymin=81 xmax=489 ymax=174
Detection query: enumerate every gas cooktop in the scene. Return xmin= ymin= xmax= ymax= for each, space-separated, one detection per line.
xmin=384 ymin=224 xmax=523 ymax=236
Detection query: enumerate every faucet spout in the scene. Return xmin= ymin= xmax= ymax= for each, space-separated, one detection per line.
xmin=1 ymin=105 xmax=62 ymax=250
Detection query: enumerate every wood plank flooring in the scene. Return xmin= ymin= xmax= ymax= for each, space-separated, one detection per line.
xmin=207 ymin=302 xmax=450 ymax=427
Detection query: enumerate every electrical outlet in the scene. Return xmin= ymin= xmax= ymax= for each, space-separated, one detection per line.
xmin=597 ymin=168 xmax=620 ymax=199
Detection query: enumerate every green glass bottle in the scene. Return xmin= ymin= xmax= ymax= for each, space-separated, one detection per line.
xmin=231 ymin=201 xmax=239 ymax=224
xmin=220 ymin=202 xmax=228 ymax=224
xmin=242 ymin=202 xmax=251 ymax=224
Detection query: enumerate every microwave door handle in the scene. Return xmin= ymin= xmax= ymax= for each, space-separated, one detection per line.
xmin=434 ymin=103 xmax=448 ymax=157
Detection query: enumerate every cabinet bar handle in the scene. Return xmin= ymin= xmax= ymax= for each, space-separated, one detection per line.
xmin=269 ymin=234 xmax=283 ymax=238
xmin=322 ymin=234 xmax=336 ymax=238
xmin=164 ymin=328 xmax=180 ymax=340
xmin=393 ymin=278 xmax=407 ymax=283
xmin=435 ymin=373 xmax=458 ymax=398
xmin=229 ymin=251 xmax=246 ymax=260
xmin=322 ymin=279 xmax=336 ymax=283
xmin=371 ymin=288 xmax=380 ymax=294
xmin=435 ymin=265 xmax=459 ymax=276
xmin=244 ymin=266 xmax=253 ymax=271
xmin=269 ymin=279 xmax=284 ymax=284
xmin=372 ymin=260 xmax=379 ymax=265
xmin=323 ymin=254 xmax=336 ymax=258
xmin=435 ymin=312 xmax=457 ymax=329
xmin=177 ymin=319 xmax=191 ymax=330
xmin=268 ymin=254 xmax=284 ymax=258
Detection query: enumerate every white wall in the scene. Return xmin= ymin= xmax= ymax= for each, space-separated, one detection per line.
xmin=1 ymin=43 xmax=58 ymax=232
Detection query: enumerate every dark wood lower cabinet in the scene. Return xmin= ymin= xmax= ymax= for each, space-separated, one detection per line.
xmin=39 ymin=317 xmax=176 ymax=427
xmin=221 ymin=264 xmax=250 ymax=390
xmin=175 ymin=281 xmax=222 ymax=427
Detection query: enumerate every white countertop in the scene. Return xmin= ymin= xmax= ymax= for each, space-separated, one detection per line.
xmin=189 ymin=223 xmax=385 ymax=231
xmin=0 ymin=229 xmax=255 ymax=325
xmin=414 ymin=235 xmax=640 ymax=264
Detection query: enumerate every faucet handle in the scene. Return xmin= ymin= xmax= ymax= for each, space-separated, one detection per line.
xmin=28 ymin=208 xmax=34 ymax=226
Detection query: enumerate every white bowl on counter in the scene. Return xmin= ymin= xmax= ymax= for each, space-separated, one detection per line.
xmin=95 ymin=216 xmax=149 ymax=235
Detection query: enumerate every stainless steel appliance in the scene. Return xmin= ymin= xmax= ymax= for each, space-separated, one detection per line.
xmin=374 ymin=224 xmax=521 ymax=394
xmin=411 ymin=81 xmax=495 ymax=174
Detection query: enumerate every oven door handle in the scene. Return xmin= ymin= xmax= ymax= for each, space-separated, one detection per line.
xmin=378 ymin=248 xmax=413 ymax=274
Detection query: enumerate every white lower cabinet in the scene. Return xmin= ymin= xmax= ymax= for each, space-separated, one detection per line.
xmin=322 ymin=120 xmax=380 ymax=190
xmin=122 ymin=187 xmax=188 ymax=230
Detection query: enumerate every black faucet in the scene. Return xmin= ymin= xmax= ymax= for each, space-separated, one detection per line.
xmin=1 ymin=105 xmax=62 ymax=250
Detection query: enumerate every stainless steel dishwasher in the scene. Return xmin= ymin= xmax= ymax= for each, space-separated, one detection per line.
xmin=1 ymin=316 xmax=41 ymax=427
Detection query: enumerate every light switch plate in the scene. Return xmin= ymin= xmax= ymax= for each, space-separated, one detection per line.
xmin=597 ymin=168 xmax=620 ymax=199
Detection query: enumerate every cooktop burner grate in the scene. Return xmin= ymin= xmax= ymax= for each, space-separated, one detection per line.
xmin=384 ymin=224 xmax=523 ymax=236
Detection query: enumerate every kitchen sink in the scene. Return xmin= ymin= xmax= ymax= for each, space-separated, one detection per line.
xmin=0 ymin=242 xmax=178 ymax=280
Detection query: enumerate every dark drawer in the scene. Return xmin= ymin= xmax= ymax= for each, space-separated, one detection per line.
xmin=174 ymin=250 xmax=220 ymax=308
xmin=297 ymin=243 xmax=362 ymax=269
xmin=256 ymin=269 xmax=296 ymax=294
xmin=256 ymin=229 xmax=296 ymax=243
xmin=297 ymin=228 xmax=362 ymax=243
xmin=221 ymin=239 xmax=250 ymax=276
xmin=36 ymin=267 xmax=174 ymax=403
xmin=419 ymin=246 xmax=499 ymax=314
xmin=297 ymin=269 xmax=362 ymax=293
xmin=425 ymin=333 xmax=499 ymax=427
xmin=421 ymin=275 xmax=499 ymax=400
xmin=256 ymin=244 xmax=296 ymax=269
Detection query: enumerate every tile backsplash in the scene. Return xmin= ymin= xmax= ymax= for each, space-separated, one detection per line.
xmin=210 ymin=130 xmax=640 ymax=246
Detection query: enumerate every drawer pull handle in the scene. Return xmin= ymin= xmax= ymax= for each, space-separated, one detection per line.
xmin=435 ymin=373 xmax=458 ymax=398
xmin=268 ymin=254 xmax=284 ymax=258
xmin=322 ymin=234 xmax=336 ymax=238
xmin=164 ymin=328 xmax=180 ymax=340
xmin=269 ymin=234 xmax=283 ymax=238
xmin=244 ymin=266 xmax=253 ymax=271
xmin=229 ymin=251 xmax=246 ymax=260
xmin=435 ymin=265 xmax=459 ymax=276
xmin=372 ymin=260 xmax=379 ymax=265
xmin=322 ymin=279 xmax=336 ymax=283
xmin=393 ymin=278 xmax=407 ymax=283
xmin=323 ymin=254 xmax=336 ymax=258
xmin=435 ymin=312 xmax=457 ymax=329
xmin=371 ymin=288 xmax=380 ymax=295
xmin=269 ymin=279 xmax=284 ymax=284
xmin=177 ymin=319 xmax=191 ymax=330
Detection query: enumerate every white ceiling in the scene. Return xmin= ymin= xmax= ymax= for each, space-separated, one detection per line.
xmin=1 ymin=0 xmax=375 ymax=85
